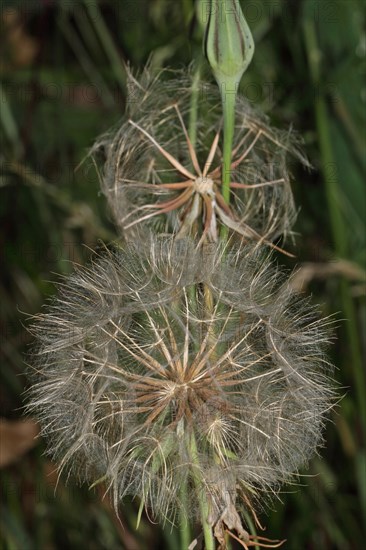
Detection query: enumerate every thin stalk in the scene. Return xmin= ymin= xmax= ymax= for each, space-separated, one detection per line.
xmin=84 ymin=0 xmax=126 ymax=91
xmin=176 ymin=67 xmax=208 ymax=547
xmin=220 ymin=85 xmax=237 ymax=238
xmin=242 ymin=509 xmax=260 ymax=550
xmin=74 ymin=5 xmax=104 ymax=63
xmin=58 ymin=13 xmax=115 ymax=108
xmin=221 ymin=87 xmax=236 ymax=203
xmin=190 ymin=431 xmax=215 ymax=550
xmin=0 ymin=83 xmax=23 ymax=157
xmin=304 ymin=19 xmax=366 ymax=432
xmin=179 ymin=483 xmax=191 ymax=550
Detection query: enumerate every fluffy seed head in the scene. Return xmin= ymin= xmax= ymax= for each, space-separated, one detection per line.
xmin=92 ymin=69 xmax=308 ymax=248
xmin=27 ymin=238 xmax=335 ymax=531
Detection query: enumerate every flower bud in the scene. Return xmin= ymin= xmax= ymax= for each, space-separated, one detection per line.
xmin=204 ymin=0 xmax=255 ymax=88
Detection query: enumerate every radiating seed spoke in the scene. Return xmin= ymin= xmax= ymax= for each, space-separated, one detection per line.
xmin=129 ymin=119 xmax=196 ymax=180
xmin=203 ymin=131 xmax=220 ymax=177
xmin=230 ymin=178 xmax=285 ymax=189
xmin=173 ymin=104 xmax=202 ymax=176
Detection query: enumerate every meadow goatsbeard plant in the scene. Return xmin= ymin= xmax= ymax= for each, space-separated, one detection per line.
xmin=27 ymin=3 xmax=336 ymax=547
xmin=27 ymin=237 xmax=336 ymax=548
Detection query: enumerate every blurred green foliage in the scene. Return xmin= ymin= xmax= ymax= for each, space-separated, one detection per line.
xmin=1 ymin=1 xmax=365 ymax=548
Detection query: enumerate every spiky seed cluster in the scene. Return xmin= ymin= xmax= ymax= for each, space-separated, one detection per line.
xmin=93 ymin=69 xmax=307 ymax=247
xmin=27 ymin=239 xmax=335 ymax=534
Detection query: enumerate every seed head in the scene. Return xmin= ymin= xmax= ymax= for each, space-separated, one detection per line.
xmin=27 ymin=238 xmax=335 ymax=536
xmin=93 ymin=69 xmax=308 ymax=250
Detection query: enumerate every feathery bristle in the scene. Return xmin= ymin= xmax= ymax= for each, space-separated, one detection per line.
xmin=26 ymin=238 xmax=336 ymax=529
xmin=91 ymin=69 xmax=308 ymax=246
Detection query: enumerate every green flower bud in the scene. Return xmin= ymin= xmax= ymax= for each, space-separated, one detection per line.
xmin=204 ymin=0 xmax=255 ymax=88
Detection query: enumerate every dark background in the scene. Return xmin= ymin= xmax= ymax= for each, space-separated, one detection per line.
xmin=1 ymin=1 xmax=365 ymax=548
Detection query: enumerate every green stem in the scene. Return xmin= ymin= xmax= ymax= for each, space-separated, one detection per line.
xmin=220 ymin=82 xmax=237 ymax=239
xmin=221 ymin=85 xmax=236 ymax=203
xmin=179 ymin=483 xmax=191 ymax=550
xmin=175 ymin=66 xmax=206 ymax=549
xmin=0 ymin=83 xmax=23 ymax=157
xmin=190 ymin=432 xmax=215 ymax=550
xmin=242 ymin=509 xmax=259 ymax=550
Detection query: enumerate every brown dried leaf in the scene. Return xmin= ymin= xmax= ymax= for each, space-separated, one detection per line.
xmin=0 ymin=418 xmax=39 ymax=468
